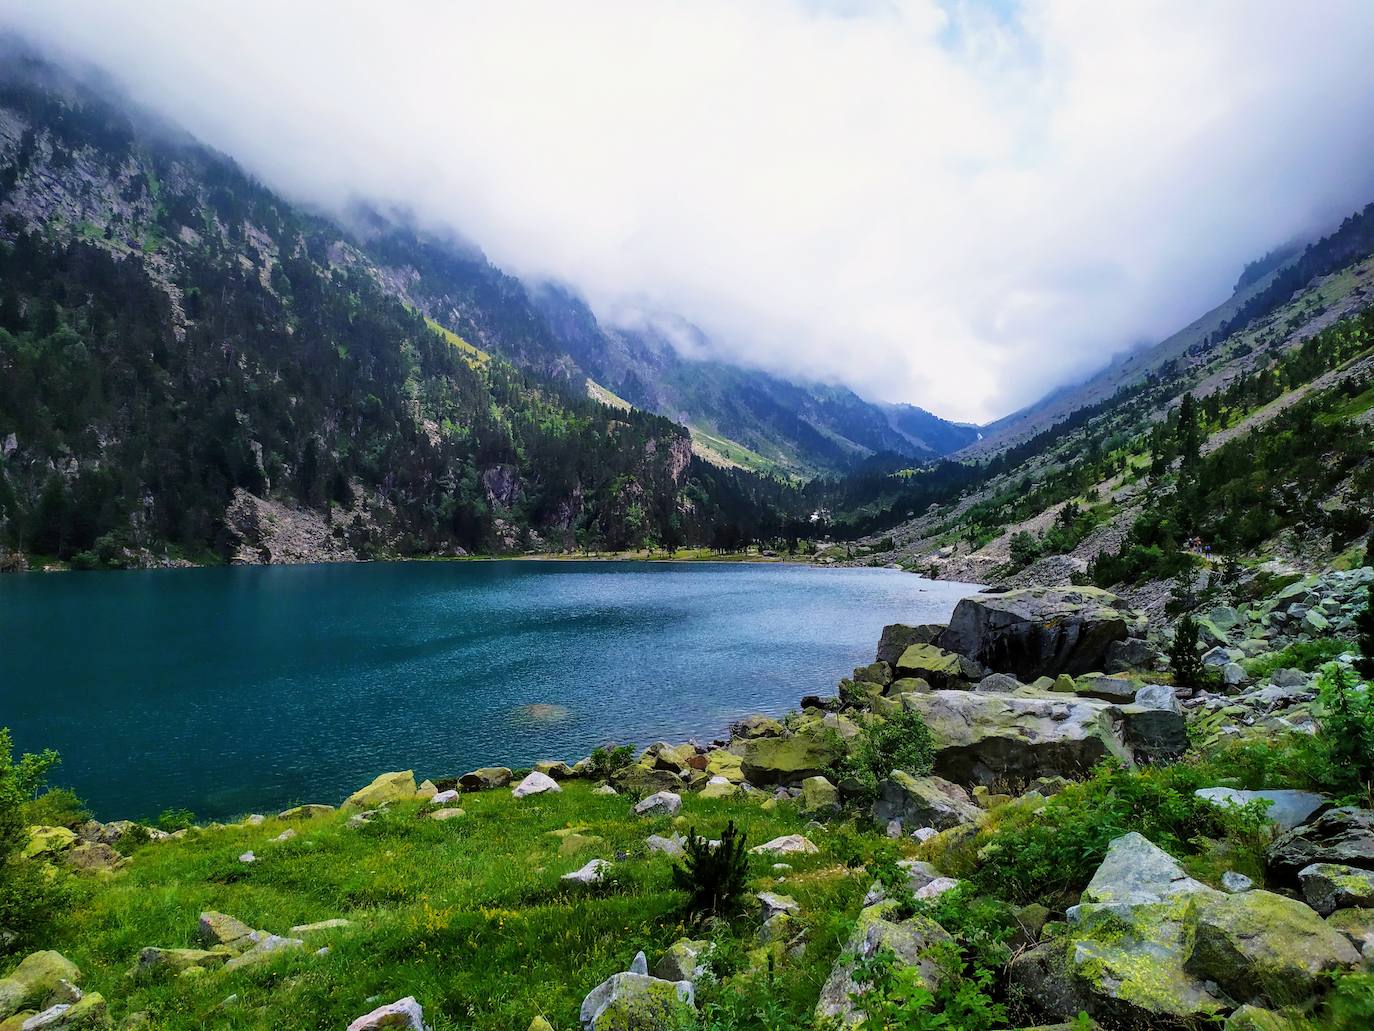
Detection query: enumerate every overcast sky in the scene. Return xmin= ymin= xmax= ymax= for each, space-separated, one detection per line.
xmin=5 ymin=1 xmax=1374 ymax=422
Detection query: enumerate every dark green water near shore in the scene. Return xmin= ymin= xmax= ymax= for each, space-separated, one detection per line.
xmin=0 ymin=560 xmax=978 ymax=820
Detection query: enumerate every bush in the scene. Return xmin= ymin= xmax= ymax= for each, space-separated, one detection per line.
xmin=841 ymin=709 xmax=935 ymax=803
xmin=672 ymin=821 xmax=750 ymax=919
xmin=1169 ymin=614 xmax=1205 ymax=689
xmin=1243 ymin=638 xmax=1355 ymax=679
xmin=1356 ymin=582 xmax=1373 ymax=681
xmin=969 ymin=761 xmax=1268 ymax=905
xmin=0 ymin=729 xmax=70 ymax=955
xmin=1313 ymin=662 xmax=1374 ymax=805
xmin=586 ymin=744 xmax=636 ymax=781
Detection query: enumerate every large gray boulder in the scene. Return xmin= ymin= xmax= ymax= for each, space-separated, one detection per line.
xmin=939 ymin=587 xmax=1146 ymax=680
xmin=1267 ymin=807 xmax=1374 ymax=881
xmin=1299 ymin=863 xmax=1374 ymax=915
xmin=871 ymin=771 xmax=982 ymax=831
xmin=1011 ymin=833 xmax=1228 ymax=1029
xmin=900 ymin=688 xmax=1132 ymax=786
xmin=1195 ymin=789 xmax=1327 ymax=832
xmin=579 ymin=968 xmax=694 ymax=1030
xmin=876 ymin=623 xmax=945 ymax=665
xmin=814 ymin=904 xmax=953 ymax=1027
xmin=1185 ymin=889 xmax=1360 ymax=1006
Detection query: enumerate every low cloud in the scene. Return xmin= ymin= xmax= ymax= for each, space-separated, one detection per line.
xmin=4 ymin=1 xmax=1374 ymax=422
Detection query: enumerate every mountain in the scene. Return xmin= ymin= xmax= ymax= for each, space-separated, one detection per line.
xmin=347 ymin=218 xmax=979 ymax=478
xmin=0 ymin=49 xmax=802 ymax=567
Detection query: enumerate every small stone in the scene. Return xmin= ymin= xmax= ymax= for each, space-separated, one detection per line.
xmin=629 ymin=951 xmax=648 ymax=975
xmin=632 ymin=791 xmax=682 ymax=817
xmin=1222 ymin=871 xmax=1254 ymax=893
xmin=757 ymin=892 xmax=800 ymax=920
xmin=428 ymin=808 xmax=465 ymax=821
xmin=592 ymin=784 xmax=618 ymax=795
xmin=238 ymin=851 xmax=256 ymax=864
xmin=561 ymin=858 xmax=610 ymax=886
xmin=289 ymin=918 xmax=351 ymax=936
xmin=275 ymin=828 xmax=297 ymax=842
xmin=278 ymin=804 xmax=334 ymax=820
xmin=749 ymin=834 xmax=818 ymax=856
xmin=427 ymin=790 xmax=459 ymax=806
xmin=911 ymin=826 xmax=938 ymax=842
xmin=646 ymin=833 xmax=685 ymax=857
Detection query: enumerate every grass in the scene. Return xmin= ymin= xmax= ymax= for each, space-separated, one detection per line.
xmin=33 ymin=782 xmax=881 ymax=1030
xmin=424 ymin=317 xmax=490 ymax=368
xmin=688 ymin=427 xmax=790 ymax=479
xmin=585 ymin=378 xmax=633 ymax=412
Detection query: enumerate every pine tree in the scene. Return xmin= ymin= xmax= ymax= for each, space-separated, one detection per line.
xmin=1356 ymin=582 xmax=1374 ymax=681
xmin=1170 ymin=613 xmax=1205 ymax=689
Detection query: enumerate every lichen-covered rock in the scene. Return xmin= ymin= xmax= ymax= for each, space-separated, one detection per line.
xmin=20 ymin=991 xmax=108 ymax=1029
xmin=975 ymin=672 xmax=1022 ymax=693
xmin=704 ymin=749 xmax=744 ymax=783
xmin=900 ymin=689 xmax=1132 ymax=786
xmin=1072 ymin=676 xmax=1139 ymax=704
xmin=1326 ymin=907 xmax=1374 ymax=959
xmin=21 ymin=826 xmax=76 ymax=860
xmin=61 ymin=842 xmax=127 ymax=875
xmin=131 ymin=948 xmax=232 ymax=976
xmin=799 ymin=775 xmax=839 ymax=814
xmin=1267 ymin=807 xmax=1374 ymax=880
xmin=871 ymin=771 xmax=982 ymax=831
xmin=458 ymin=767 xmax=512 ymax=791
xmin=653 ymin=939 xmax=711 ymax=982
xmin=578 ymin=971 xmax=694 ymax=1030
xmin=611 ymin=767 xmax=687 ymax=798
xmin=729 ymin=714 xmax=784 ymax=740
xmin=939 ymin=586 xmax=1145 ymax=680
xmin=893 ymin=644 xmax=987 ymax=688
xmin=1299 ymin=863 xmax=1374 ymax=915
xmin=1011 ymin=833 xmax=1227 ymax=1029
xmin=0 ymin=953 xmax=81 ymax=1021
xmin=876 ymin=623 xmax=945 ymax=666
xmin=814 ymin=903 xmax=953 ymax=1026
xmin=197 ymin=912 xmax=255 ymax=951
xmin=749 ymin=834 xmax=818 ymax=857
xmin=534 ymin=761 xmax=574 ymax=780
xmin=1222 ymin=1004 xmax=1294 ymax=1031
xmin=632 ymin=791 xmax=681 ymax=817
xmin=345 ymin=996 xmax=425 ymax=1031
xmin=512 ymin=771 xmax=562 ymax=799
xmin=341 ymin=771 xmax=417 ymax=811
xmin=740 ymin=729 xmax=846 ymax=787
xmin=698 ymin=776 xmax=738 ymax=799
xmin=278 ymin=803 xmax=335 ymax=820
xmin=1118 ymin=704 xmax=1189 ymax=763
xmin=1185 ymin=889 xmax=1359 ymax=1006
xmin=221 ymin=933 xmax=305 ymax=972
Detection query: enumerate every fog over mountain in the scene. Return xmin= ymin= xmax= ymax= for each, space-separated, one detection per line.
xmin=4 ymin=0 xmax=1374 ymax=422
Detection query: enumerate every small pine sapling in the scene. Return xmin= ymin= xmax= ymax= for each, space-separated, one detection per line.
xmin=1169 ymin=612 xmax=1205 ymax=689
xmin=672 ymin=820 xmax=749 ymax=918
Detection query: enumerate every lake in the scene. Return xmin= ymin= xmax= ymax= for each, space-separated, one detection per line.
xmin=0 ymin=560 xmax=980 ymax=820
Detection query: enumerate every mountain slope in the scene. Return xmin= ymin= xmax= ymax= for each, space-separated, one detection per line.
xmin=0 ymin=53 xmax=797 ymax=566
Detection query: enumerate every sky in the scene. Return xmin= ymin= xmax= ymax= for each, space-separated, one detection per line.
xmin=4 ymin=1 xmax=1374 ymax=423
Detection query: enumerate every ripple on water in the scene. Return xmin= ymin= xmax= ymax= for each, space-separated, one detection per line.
xmin=514 ymin=703 xmax=572 ymax=723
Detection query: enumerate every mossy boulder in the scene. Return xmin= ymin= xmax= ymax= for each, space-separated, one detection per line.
xmin=1186 ymin=889 xmax=1360 ymax=1006
xmin=740 ymin=729 xmax=845 ymax=787
xmin=0 ymin=952 xmax=81 ymax=1020
xmin=20 ymin=991 xmax=108 ymax=1029
xmin=578 ymin=971 xmax=695 ymax=1030
xmin=458 ymin=767 xmax=512 ymax=791
xmin=612 ymin=766 xmax=687 ymax=797
xmin=894 ymin=644 xmax=986 ymax=688
xmin=852 ymin=661 xmax=893 ymax=687
xmin=799 ymin=775 xmax=840 ymax=815
xmin=729 ymin=714 xmax=784 ymax=740
xmin=1267 ymin=807 xmax=1374 ymax=881
xmin=342 ymin=770 xmax=417 ymax=811
xmin=939 ymin=586 xmax=1145 ymax=680
xmin=1298 ymin=863 xmax=1374 ymax=916
xmin=703 ymin=749 xmax=744 ymax=784
xmin=21 ymin=826 xmax=77 ymax=860
xmin=876 ymin=623 xmax=945 ymax=665
xmin=872 ymin=771 xmax=981 ymax=831
xmin=814 ymin=903 xmax=953 ymax=1026
xmin=131 ymin=947 xmax=233 ymax=977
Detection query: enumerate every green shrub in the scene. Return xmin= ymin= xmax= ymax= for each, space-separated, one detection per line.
xmin=21 ymin=786 xmax=89 ymax=828
xmin=1313 ymin=662 xmax=1374 ymax=805
xmin=969 ymin=761 xmax=1267 ymax=905
xmin=850 ymin=942 xmax=1007 ymax=1031
xmin=0 ymin=729 xmax=70 ymax=955
xmin=672 ymin=821 xmax=750 ymax=919
xmin=156 ymin=807 xmax=197 ymax=831
xmin=1356 ymin=582 xmax=1373 ymax=680
xmin=1244 ymin=638 xmax=1356 ymax=679
xmin=586 ymin=744 xmax=636 ymax=781
xmin=841 ymin=709 xmax=935 ymax=803
xmin=1169 ymin=614 xmax=1205 ymax=689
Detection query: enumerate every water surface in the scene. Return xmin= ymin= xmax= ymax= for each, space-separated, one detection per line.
xmin=0 ymin=560 xmax=978 ymax=819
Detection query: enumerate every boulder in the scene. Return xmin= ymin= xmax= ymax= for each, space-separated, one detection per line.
xmin=198 ymin=912 xmax=254 ymax=951
xmin=579 ymin=970 xmax=694 ymax=1030
xmin=21 ymin=827 xmax=76 ymax=860
xmin=346 ymin=997 xmax=425 ymax=1031
xmin=653 ymin=939 xmax=711 ymax=982
xmin=798 ymin=776 xmax=839 ymax=814
xmin=750 ymin=834 xmax=818 ymax=857
xmin=646 ymin=834 xmax=686 ymax=858
xmin=427 ymin=789 xmax=459 ymax=806
xmin=18 ymin=991 xmax=107 ymax=1029
xmin=901 ymin=689 xmax=1132 ymax=786
xmin=704 ymin=749 xmax=744 ymax=784
xmin=290 ymin=919 xmax=351 ymax=936
xmin=975 ymin=673 xmax=1022 ymax=693
xmin=1106 ymin=637 xmax=1159 ymax=674
xmin=458 ymin=767 xmax=512 ymax=791
xmin=132 ymin=948 xmax=231 ymax=976
xmin=1267 ymin=807 xmax=1374 ymax=880
xmin=871 ymin=771 xmax=982 ymax=831
xmin=534 ymin=761 xmax=574 ymax=780
xmin=512 ymin=772 xmax=561 ymax=799
xmin=1133 ymin=684 xmax=1181 ymax=713
xmin=1299 ymin=863 xmax=1374 ymax=915
xmin=62 ymin=842 xmax=126 ymax=875
xmin=876 ymin=623 xmax=945 ymax=665
xmin=342 ymin=771 xmax=417 ymax=811
xmin=429 ymin=807 xmax=465 ymax=821
xmin=278 ymin=804 xmax=334 ymax=820
xmin=1073 ymin=676 xmax=1139 ymax=704
xmin=1011 ymin=833 xmax=1228 ymax=1029
xmin=222 ymin=933 xmax=305 ymax=972
xmin=894 ymin=644 xmax=987 ymax=688
xmin=939 ymin=586 xmax=1145 ymax=680
xmin=1222 ymin=871 xmax=1255 ymax=893
xmin=1186 ymin=889 xmax=1359 ymax=1006
xmin=612 ymin=767 xmax=687 ymax=798
xmin=1326 ymin=908 xmax=1374 ymax=958
xmin=852 ymin=661 xmax=893 ymax=687
xmin=1195 ymin=789 xmax=1327 ymax=832
xmin=740 ymin=730 xmax=845 ymax=787
xmin=757 ymin=892 xmax=800 ymax=920
xmin=0 ymin=953 xmax=81 ymax=1021
xmin=814 ymin=904 xmax=953 ymax=1026
xmin=1118 ymin=703 xmax=1189 ymax=763
xmin=632 ymin=791 xmax=682 ymax=817
xmin=698 ymin=776 xmax=737 ymax=800
xmin=729 ymin=714 xmax=784 ymax=740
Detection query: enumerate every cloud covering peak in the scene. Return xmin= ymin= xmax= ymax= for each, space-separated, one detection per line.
xmin=4 ymin=0 xmax=1374 ymax=421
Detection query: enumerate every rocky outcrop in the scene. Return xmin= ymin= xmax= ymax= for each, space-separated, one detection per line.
xmin=900 ymin=688 xmax=1135 ymax=786
xmin=222 ymin=487 xmax=363 ymax=565
xmin=893 ymin=644 xmax=987 ymax=688
xmin=938 ymin=586 xmax=1146 ymax=680
xmin=1267 ymin=807 xmax=1374 ymax=881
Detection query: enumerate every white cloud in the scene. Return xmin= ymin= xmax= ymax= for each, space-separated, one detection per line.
xmin=4 ymin=0 xmax=1374 ymax=421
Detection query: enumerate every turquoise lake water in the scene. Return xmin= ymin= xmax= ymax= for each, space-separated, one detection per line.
xmin=0 ymin=560 xmax=979 ymax=820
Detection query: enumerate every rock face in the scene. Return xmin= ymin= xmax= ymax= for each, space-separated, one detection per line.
xmin=342 ymin=771 xmax=417 ymax=811
xmin=939 ymin=587 xmax=1145 ymax=680
xmin=1267 ymin=807 xmax=1374 ymax=880
xmin=871 ymin=771 xmax=982 ymax=831
xmin=1186 ymin=890 xmax=1359 ymax=1006
xmin=814 ymin=904 xmax=952 ymax=1027
xmin=901 ymin=689 xmax=1134 ymax=785
xmin=875 ymin=623 xmax=945 ymax=666
xmin=893 ymin=644 xmax=986 ymax=688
